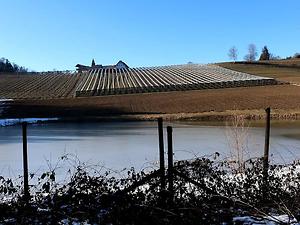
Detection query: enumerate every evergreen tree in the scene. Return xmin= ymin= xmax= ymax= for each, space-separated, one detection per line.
xmin=294 ymin=53 xmax=300 ymax=58
xmin=259 ymin=46 xmax=270 ymax=60
xmin=91 ymin=59 xmax=96 ymax=67
xmin=0 ymin=57 xmax=28 ymax=73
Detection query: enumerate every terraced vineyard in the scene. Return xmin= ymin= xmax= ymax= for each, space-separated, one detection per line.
xmin=0 ymin=64 xmax=279 ymax=100
xmin=75 ymin=64 xmax=278 ymax=97
xmin=0 ymin=72 xmax=81 ymax=99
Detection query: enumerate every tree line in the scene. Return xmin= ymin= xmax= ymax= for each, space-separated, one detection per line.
xmin=228 ymin=45 xmax=300 ymax=62
xmin=0 ymin=57 xmax=28 ymax=73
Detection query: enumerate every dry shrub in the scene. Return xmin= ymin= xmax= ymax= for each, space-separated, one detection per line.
xmin=226 ymin=113 xmax=251 ymax=172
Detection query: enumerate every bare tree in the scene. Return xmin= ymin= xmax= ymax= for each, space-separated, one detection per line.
xmin=228 ymin=46 xmax=238 ymax=62
xmin=244 ymin=44 xmax=257 ymax=61
xmin=269 ymin=53 xmax=281 ymax=60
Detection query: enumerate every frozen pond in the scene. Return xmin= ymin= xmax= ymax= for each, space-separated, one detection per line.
xmin=0 ymin=121 xmax=299 ymax=179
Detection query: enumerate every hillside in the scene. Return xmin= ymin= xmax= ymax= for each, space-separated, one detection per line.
xmin=218 ymin=59 xmax=300 ymax=84
xmin=0 ymin=64 xmax=278 ymax=99
xmin=2 ymin=84 xmax=300 ymax=120
xmin=1 ymin=60 xmax=300 ymax=121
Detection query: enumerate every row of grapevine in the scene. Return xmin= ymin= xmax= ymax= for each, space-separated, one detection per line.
xmin=0 ymin=73 xmax=81 ymax=99
xmin=75 ymin=64 xmax=278 ymax=97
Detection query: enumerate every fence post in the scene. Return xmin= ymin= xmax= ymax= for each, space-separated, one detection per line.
xmin=22 ymin=122 xmax=29 ymax=202
xmin=167 ymin=126 xmax=174 ymax=199
xmin=158 ymin=118 xmax=165 ymax=190
xmin=263 ymin=107 xmax=271 ymax=197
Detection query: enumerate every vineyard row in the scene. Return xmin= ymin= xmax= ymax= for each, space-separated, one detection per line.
xmin=75 ymin=64 xmax=279 ymax=97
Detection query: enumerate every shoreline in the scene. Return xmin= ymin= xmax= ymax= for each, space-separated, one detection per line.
xmin=1 ymin=84 xmax=300 ymax=122
xmin=1 ymin=109 xmax=300 ymax=127
xmin=113 ymin=110 xmax=300 ymax=121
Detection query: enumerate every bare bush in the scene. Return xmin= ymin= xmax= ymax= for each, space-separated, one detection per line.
xmin=226 ymin=113 xmax=251 ymax=172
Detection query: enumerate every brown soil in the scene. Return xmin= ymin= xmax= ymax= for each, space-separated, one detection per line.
xmin=218 ymin=60 xmax=300 ymax=84
xmin=3 ymin=84 xmax=300 ymax=120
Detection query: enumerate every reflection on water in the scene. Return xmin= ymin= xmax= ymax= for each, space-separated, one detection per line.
xmin=0 ymin=121 xmax=299 ymax=178
xmin=281 ymin=133 xmax=300 ymax=140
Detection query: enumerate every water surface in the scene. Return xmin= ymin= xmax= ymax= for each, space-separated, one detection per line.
xmin=0 ymin=121 xmax=299 ymax=179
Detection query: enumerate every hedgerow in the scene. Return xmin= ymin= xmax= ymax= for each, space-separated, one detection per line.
xmin=0 ymin=154 xmax=300 ymax=224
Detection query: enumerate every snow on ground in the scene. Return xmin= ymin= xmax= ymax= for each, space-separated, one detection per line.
xmin=233 ymin=215 xmax=299 ymax=225
xmin=0 ymin=98 xmax=13 ymax=115
xmin=0 ymin=118 xmax=59 ymax=127
xmin=0 ymin=99 xmax=13 ymax=102
xmin=48 ymin=215 xmax=300 ymax=225
xmin=0 ymin=99 xmax=59 ymax=126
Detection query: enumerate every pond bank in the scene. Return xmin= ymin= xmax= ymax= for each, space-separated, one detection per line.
xmin=1 ymin=109 xmax=300 ymax=126
xmin=101 ymin=110 xmax=300 ymax=122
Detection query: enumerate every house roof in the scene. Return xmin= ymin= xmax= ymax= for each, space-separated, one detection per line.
xmin=116 ymin=60 xmax=129 ymax=68
xmin=76 ymin=60 xmax=129 ymax=71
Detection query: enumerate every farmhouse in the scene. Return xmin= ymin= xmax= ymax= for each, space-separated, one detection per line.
xmin=76 ymin=60 xmax=129 ymax=72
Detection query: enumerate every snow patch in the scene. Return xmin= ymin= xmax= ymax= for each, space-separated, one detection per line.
xmin=0 ymin=118 xmax=59 ymax=127
xmin=233 ymin=214 xmax=299 ymax=224
xmin=0 ymin=99 xmax=13 ymax=102
xmin=0 ymin=99 xmax=13 ymax=115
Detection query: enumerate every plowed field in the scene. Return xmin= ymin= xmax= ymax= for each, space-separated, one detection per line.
xmin=3 ymin=85 xmax=300 ymax=119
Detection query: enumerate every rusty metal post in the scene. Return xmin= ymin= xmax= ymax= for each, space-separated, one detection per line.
xmin=22 ymin=122 xmax=29 ymax=201
xmin=167 ymin=126 xmax=174 ymax=197
xmin=158 ymin=118 xmax=165 ymax=190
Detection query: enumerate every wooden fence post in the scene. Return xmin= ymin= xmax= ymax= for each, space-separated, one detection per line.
xmin=22 ymin=122 xmax=29 ymax=202
xmin=167 ymin=126 xmax=174 ymax=198
xmin=263 ymin=107 xmax=271 ymax=197
xmin=158 ymin=118 xmax=165 ymax=190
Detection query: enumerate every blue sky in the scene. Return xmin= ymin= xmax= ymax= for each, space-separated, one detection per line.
xmin=0 ymin=0 xmax=299 ymax=71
